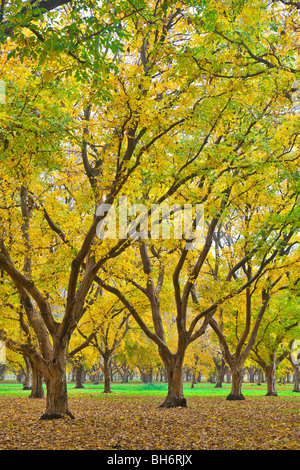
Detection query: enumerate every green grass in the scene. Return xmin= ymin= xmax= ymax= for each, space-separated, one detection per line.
xmin=0 ymin=380 xmax=298 ymax=399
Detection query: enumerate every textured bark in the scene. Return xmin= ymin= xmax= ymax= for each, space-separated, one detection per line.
xmin=41 ymin=378 xmax=73 ymax=419
xmin=140 ymin=368 xmax=153 ymax=384
xmin=226 ymin=367 xmax=245 ymax=401
xmin=103 ymin=355 xmax=112 ymax=393
xmin=159 ymin=354 xmax=186 ymax=408
xmin=214 ymin=359 xmax=228 ymax=388
xmin=41 ymin=371 xmax=74 ymax=420
xmin=29 ymin=363 xmax=44 ymax=399
xmin=22 ymin=356 xmax=32 ymax=390
xmin=265 ymin=364 xmax=278 ymax=396
xmin=74 ymin=363 xmax=85 ymax=389
xmin=293 ymin=365 xmax=300 ymax=392
xmin=257 ymin=368 xmax=264 ymax=385
xmin=39 ymin=344 xmax=74 ymax=420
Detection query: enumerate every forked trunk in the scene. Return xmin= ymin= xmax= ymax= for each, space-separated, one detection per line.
xmin=227 ymin=367 xmax=245 ymax=400
xmin=159 ymin=354 xmax=186 ymax=408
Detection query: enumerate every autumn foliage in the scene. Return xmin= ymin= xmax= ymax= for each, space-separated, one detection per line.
xmin=0 ymin=0 xmax=300 ymax=450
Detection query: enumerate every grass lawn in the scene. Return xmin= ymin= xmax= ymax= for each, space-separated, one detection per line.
xmin=0 ymin=379 xmax=298 ymax=398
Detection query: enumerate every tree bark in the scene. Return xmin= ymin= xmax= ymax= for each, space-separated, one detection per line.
xmin=191 ymin=373 xmax=196 ymax=388
xmin=29 ymin=362 xmax=44 ymax=398
xmin=103 ymin=355 xmax=112 ymax=393
xmin=74 ymin=363 xmax=85 ymax=389
xmin=248 ymin=366 xmax=256 ymax=383
xmin=227 ymin=366 xmax=245 ymax=400
xmin=23 ymin=356 xmax=32 ymax=390
xmin=0 ymin=363 xmax=6 ymax=381
xmin=41 ymin=375 xmax=72 ymax=419
xmin=159 ymin=353 xmax=186 ymax=408
xmin=293 ymin=365 xmax=300 ymax=392
xmin=39 ymin=344 xmax=74 ymax=420
xmin=140 ymin=367 xmax=153 ymax=384
xmin=257 ymin=368 xmax=264 ymax=385
xmin=214 ymin=359 xmax=228 ymax=388
xmin=265 ymin=363 xmax=278 ymax=396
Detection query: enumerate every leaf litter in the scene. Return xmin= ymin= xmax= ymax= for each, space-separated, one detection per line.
xmin=0 ymin=395 xmax=299 ymax=450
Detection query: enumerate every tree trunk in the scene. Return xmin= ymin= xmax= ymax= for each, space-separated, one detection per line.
xmin=265 ymin=364 xmax=278 ymax=396
xmin=0 ymin=363 xmax=6 ymax=381
xmin=248 ymin=366 xmax=256 ymax=383
xmin=29 ymin=363 xmax=44 ymax=399
xmin=39 ymin=345 xmax=74 ymax=420
xmin=257 ymin=369 xmax=264 ymax=385
xmin=227 ymin=366 xmax=245 ymax=400
xmin=140 ymin=368 xmax=153 ymax=384
xmin=159 ymin=354 xmax=186 ymax=408
xmin=215 ymin=360 xmax=227 ymax=388
xmin=23 ymin=356 xmax=32 ymax=390
xmin=191 ymin=373 xmax=195 ymax=388
xmin=74 ymin=363 xmax=84 ymax=388
xmin=293 ymin=365 xmax=300 ymax=392
xmin=41 ymin=374 xmax=73 ymax=419
xmin=103 ymin=355 xmax=112 ymax=393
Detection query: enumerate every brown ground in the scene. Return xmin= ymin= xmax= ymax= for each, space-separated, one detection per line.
xmin=0 ymin=395 xmax=299 ymax=450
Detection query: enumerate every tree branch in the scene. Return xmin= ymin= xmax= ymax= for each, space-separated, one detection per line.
xmin=0 ymin=240 xmax=57 ymax=335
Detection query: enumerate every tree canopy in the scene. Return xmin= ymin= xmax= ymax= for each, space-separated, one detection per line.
xmin=0 ymin=0 xmax=300 ymax=418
